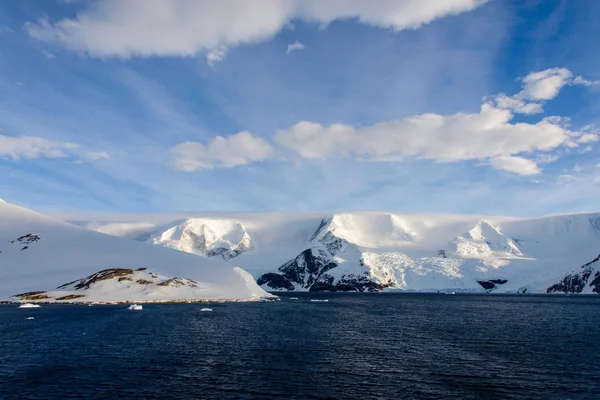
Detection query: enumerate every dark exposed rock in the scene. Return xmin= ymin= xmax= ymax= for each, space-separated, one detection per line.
xmin=14 ymin=291 xmax=46 ymax=297
xmin=136 ymin=279 xmax=153 ymax=285
xmin=118 ymin=277 xmax=133 ymax=282
xmin=57 ymin=268 xmax=134 ymax=290
xmin=157 ymin=277 xmax=197 ymax=288
xmin=13 ymin=291 xmax=50 ymax=300
xmin=477 ymin=279 xmax=508 ymax=291
xmin=136 ymin=267 xmax=147 ymax=271
xmin=279 ymin=248 xmax=337 ymax=287
xmin=589 ymin=272 xmax=600 ymax=294
xmin=11 ymin=234 xmax=41 ymax=245
xmin=310 ymin=274 xmax=392 ymax=292
xmin=257 ymin=273 xmax=295 ymax=291
xmin=55 ymin=294 xmax=85 ymax=301
xmin=547 ymin=253 xmax=600 ymax=294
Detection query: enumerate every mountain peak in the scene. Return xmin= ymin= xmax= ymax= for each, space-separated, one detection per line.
xmin=148 ymin=218 xmax=252 ymax=261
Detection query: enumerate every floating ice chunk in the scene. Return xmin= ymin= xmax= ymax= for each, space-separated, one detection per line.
xmin=127 ymin=304 xmax=143 ymax=311
xmin=289 ymin=297 xmax=299 ymax=300
xmin=25 ymin=317 xmax=35 ymax=320
xmin=19 ymin=303 xmax=41 ymax=308
xmin=200 ymin=308 xmax=213 ymax=312
xmin=310 ymin=299 xmax=329 ymax=302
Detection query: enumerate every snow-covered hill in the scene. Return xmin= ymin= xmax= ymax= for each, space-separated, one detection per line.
xmin=65 ymin=210 xmax=600 ymax=294
xmin=0 ymin=202 xmax=271 ymax=303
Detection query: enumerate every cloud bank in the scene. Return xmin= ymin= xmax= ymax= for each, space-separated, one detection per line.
xmin=25 ymin=0 xmax=487 ymax=63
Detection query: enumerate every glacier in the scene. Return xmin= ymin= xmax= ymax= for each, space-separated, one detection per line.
xmin=66 ymin=210 xmax=600 ymax=295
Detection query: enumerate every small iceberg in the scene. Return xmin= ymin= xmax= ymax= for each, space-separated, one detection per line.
xmin=310 ymin=299 xmax=329 ymax=303
xmin=289 ymin=297 xmax=299 ymax=300
xmin=19 ymin=303 xmax=41 ymax=308
xmin=127 ymin=304 xmax=143 ymax=311
xmin=200 ymin=308 xmax=213 ymax=312
xmin=25 ymin=317 xmax=35 ymax=320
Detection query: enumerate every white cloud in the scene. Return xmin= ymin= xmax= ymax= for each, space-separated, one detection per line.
xmin=25 ymin=0 xmax=487 ymax=59
xmin=572 ymin=76 xmax=600 ymax=86
xmin=275 ymin=103 xmax=585 ymax=175
xmin=286 ymin=41 xmax=305 ymax=54
xmin=491 ymin=68 xmax=600 ymax=115
xmin=170 ymin=131 xmax=275 ymax=171
xmin=577 ymin=133 xmax=599 ymax=144
xmin=516 ymin=67 xmax=573 ymax=101
xmin=206 ymin=46 xmax=227 ymax=67
xmin=491 ymin=94 xmax=542 ymax=115
xmin=490 ymin=156 xmax=540 ymax=175
xmin=572 ymin=164 xmax=582 ymax=173
xmin=0 ymin=134 xmax=78 ymax=159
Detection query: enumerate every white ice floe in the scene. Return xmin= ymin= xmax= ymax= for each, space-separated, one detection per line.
xmin=19 ymin=303 xmax=41 ymax=308
xmin=25 ymin=317 xmax=35 ymax=320
xmin=310 ymin=299 xmax=329 ymax=302
xmin=289 ymin=297 xmax=299 ymax=300
xmin=127 ymin=304 xmax=143 ymax=310
xmin=200 ymin=307 xmax=213 ymax=312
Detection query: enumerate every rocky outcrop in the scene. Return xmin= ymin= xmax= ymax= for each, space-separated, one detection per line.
xmin=157 ymin=277 xmax=198 ymax=288
xmin=13 ymin=291 xmax=50 ymax=300
xmin=547 ymin=253 xmax=600 ymax=294
xmin=58 ymin=268 xmax=135 ymax=290
xmin=477 ymin=279 xmax=508 ymax=291
xmin=55 ymin=294 xmax=85 ymax=301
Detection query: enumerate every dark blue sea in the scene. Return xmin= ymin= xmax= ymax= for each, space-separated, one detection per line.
xmin=1 ymin=293 xmax=599 ymax=400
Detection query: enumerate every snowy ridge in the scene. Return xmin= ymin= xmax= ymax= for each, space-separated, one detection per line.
xmin=147 ymin=218 xmax=252 ymax=261
xmin=448 ymin=220 xmax=522 ymax=258
xmin=0 ymin=201 xmax=271 ymax=303
xmin=67 ymin=210 xmax=600 ymax=294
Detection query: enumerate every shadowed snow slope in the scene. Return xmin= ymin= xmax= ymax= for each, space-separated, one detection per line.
xmin=0 ymin=202 xmax=270 ymax=302
xmin=67 ymin=210 xmax=600 ymax=294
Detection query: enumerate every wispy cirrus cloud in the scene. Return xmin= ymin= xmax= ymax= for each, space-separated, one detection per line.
xmin=0 ymin=134 xmax=77 ymax=159
xmin=0 ymin=134 xmax=108 ymax=162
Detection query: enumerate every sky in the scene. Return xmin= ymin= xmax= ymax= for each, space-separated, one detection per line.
xmin=1 ymin=0 xmax=600 ymax=216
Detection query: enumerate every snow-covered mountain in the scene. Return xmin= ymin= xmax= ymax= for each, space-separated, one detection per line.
xmin=67 ymin=210 xmax=600 ymax=294
xmin=0 ymin=201 xmax=271 ymax=303
xmin=148 ymin=218 xmax=252 ymax=261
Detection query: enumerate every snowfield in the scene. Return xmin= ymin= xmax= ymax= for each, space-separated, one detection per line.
xmin=63 ymin=210 xmax=600 ymax=294
xmin=0 ymin=201 xmax=272 ymax=303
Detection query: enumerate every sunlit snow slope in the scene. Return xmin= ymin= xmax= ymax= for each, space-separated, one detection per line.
xmin=0 ymin=202 xmax=270 ymax=302
xmin=72 ymin=209 xmax=600 ymax=294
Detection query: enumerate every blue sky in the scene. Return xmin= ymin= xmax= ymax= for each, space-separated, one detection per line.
xmin=1 ymin=0 xmax=600 ymax=216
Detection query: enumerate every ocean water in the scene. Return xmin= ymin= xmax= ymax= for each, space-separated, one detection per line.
xmin=1 ymin=293 xmax=599 ymax=400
